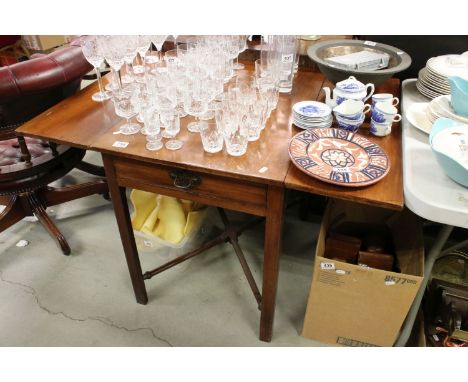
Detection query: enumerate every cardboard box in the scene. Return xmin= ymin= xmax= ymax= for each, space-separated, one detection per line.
xmin=21 ymin=35 xmax=68 ymax=52
xmin=302 ymin=200 xmax=424 ymax=347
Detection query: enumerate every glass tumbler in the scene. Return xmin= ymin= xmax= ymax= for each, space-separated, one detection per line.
xmin=199 ymin=121 xmax=223 ymax=153
xmin=224 ymin=120 xmax=248 ymax=157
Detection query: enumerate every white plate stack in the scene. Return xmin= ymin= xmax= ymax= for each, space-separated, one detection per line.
xmin=292 ymin=101 xmax=332 ymax=129
xmin=426 ymin=95 xmax=468 ymax=124
xmin=416 ymin=53 xmax=468 ymax=99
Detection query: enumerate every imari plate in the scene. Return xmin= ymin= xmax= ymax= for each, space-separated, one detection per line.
xmin=289 ymin=128 xmax=390 ymax=187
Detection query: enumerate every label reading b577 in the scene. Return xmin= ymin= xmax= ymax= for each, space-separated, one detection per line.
xmin=384 ymin=275 xmax=417 ymax=285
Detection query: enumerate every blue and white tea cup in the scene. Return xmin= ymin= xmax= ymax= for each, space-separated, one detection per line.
xmin=336 ymin=114 xmax=365 ymax=133
xmin=371 ymin=93 xmax=399 ymax=107
xmin=372 ymin=102 xmax=402 ymax=124
xmin=333 ymin=99 xmax=371 ymax=120
xmin=370 ymin=118 xmax=392 ymax=137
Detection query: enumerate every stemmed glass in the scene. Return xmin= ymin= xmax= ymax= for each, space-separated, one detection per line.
xmin=161 ymin=111 xmax=183 ymax=150
xmin=99 ymin=35 xmax=125 ymax=91
xmin=135 ymin=35 xmax=152 ymax=69
xmin=233 ymin=35 xmax=248 ymax=70
xmin=184 ymin=77 xmax=209 ymax=133
xmin=143 ymin=106 xmax=163 ymax=151
xmin=121 ymin=36 xmax=138 ymax=84
xmin=112 ymin=87 xmax=141 ymax=135
xmin=146 ymin=35 xmax=168 ymax=64
xmin=79 ymin=36 xmax=110 ymax=102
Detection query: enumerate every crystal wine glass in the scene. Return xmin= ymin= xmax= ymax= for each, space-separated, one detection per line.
xmin=79 ymin=36 xmax=111 ymax=102
xmin=233 ymin=35 xmax=248 ymax=70
xmin=112 ymin=87 xmax=140 ymax=135
xmin=121 ymin=36 xmax=138 ymax=84
xmin=99 ymin=35 xmax=126 ymax=91
xmin=143 ymin=106 xmax=163 ymax=151
xmin=161 ymin=111 xmax=183 ymax=150
xmin=146 ymin=35 xmax=168 ymax=64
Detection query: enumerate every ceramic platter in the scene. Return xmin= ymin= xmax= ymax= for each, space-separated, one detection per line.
xmin=406 ymin=102 xmax=432 ymax=134
xmin=289 ymin=128 xmax=390 ymax=187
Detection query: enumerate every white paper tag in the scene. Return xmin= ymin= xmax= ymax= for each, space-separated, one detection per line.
xmin=258 ymin=166 xmax=268 ymax=174
xmin=335 ymin=269 xmax=346 ymax=275
xmin=320 ymin=262 xmax=335 ymax=270
xmin=385 ymin=280 xmax=396 ymax=286
xmin=364 ymin=41 xmax=377 ymax=47
xmin=112 ymin=141 xmax=129 ymax=148
xmin=282 ymin=53 xmax=294 ymax=63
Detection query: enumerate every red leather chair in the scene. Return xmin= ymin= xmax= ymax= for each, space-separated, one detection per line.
xmin=0 ymin=39 xmax=108 ymax=255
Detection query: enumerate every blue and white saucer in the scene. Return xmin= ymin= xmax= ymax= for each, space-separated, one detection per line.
xmin=293 ymin=101 xmax=332 ymax=118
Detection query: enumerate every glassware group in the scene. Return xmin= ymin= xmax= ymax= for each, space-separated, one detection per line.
xmin=80 ymin=35 xmax=297 ymax=155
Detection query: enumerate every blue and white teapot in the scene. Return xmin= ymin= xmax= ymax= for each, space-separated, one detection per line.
xmin=322 ymin=76 xmax=375 ymax=108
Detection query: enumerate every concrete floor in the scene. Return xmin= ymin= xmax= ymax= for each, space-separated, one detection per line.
xmin=0 ymin=152 xmax=329 ymax=346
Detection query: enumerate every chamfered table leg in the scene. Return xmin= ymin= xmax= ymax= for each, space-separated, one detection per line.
xmin=101 ymin=154 xmax=148 ymax=305
xmin=259 ymin=185 xmax=285 ymax=342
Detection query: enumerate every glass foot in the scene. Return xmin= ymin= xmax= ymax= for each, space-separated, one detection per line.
xmin=119 ymin=123 xmax=141 ymax=135
xmin=161 ymin=131 xmax=174 ymax=139
xmin=165 ymin=139 xmax=183 ymax=150
xmin=146 ymin=141 xmax=163 ymax=151
xmin=91 ymin=91 xmax=111 ymax=102
xmin=233 ymin=62 xmax=245 ymax=70
xmin=187 ymin=121 xmax=200 ymax=133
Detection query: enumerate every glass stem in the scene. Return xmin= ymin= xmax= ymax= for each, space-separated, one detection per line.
xmin=117 ymin=69 xmax=123 ymax=89
xmin=95 ymin=66 xmax=105 ymax=95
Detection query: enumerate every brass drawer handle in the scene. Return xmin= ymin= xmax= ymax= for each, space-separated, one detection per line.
xmin=169 ymin=170 xmax=201 ymax=190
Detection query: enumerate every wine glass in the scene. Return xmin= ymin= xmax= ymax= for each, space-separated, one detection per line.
xmin=79 ymin=36 xmax=111 ymax=102
xmin=233 ymin=35 xmax=248 ymax=70
xmin=112 ymin=87 xmax=141 ymax=135
xmin=143 ymin=107 xmax=163 ymax=151
xmin=146 ymin=35 xmax=168 ymax=64
xmin=183 ymin=77 xmax=209 ymax=133
xmin=121 ymin=36 xmax=138 ymax=84
xmin=161 ymin=111 xmax=183 ymax=150
xmin=135 ymin=35 xmax=152 ymax=69
xmin=99 ymin=35 xmax=126 ymax=90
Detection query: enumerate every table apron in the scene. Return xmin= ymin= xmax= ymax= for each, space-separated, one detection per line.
xmin=112 ymin=156 xmax=268 ymax=217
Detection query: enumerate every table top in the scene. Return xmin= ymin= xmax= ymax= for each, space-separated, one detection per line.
xmin=285 ymin=78 xmax=404 ymax=211
xmin=401 ymin=79 xmax=468 ymax=229
xmin=17 ymin=64 xmax=404 ymax=209
xmin=90 ymin=64 xmax=325 ymax=186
